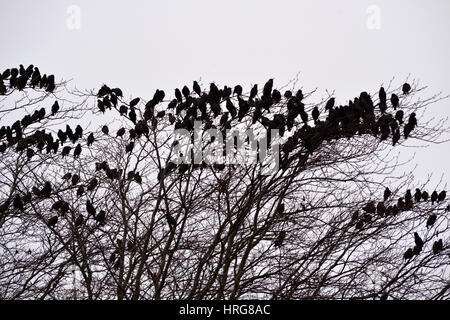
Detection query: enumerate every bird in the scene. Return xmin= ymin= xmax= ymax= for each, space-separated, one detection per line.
xmin=116 ymin=128 xmax=125 ymax=137
xmin=250 ymin=84 xmax=258 ymax=99
xmin=274 ymin=231 xmax=286 ymax=247
xmin=71 ymin=174 xmax=79 ymax=185
xmin=126 ymin=141 xmax=134 ymax=153
xmin=395 ymin=110 xmax=404 ymax=124
xmin=263 ymin=79 xmax=273 ymax=97
xmin=362 ymin=201 xmax=376 ymax=214
xmin=87 ymin=133 xmax=95 ymax=146
xmin=414 ymin=189 xmax=421 ymax=202
xmin=193 ymin=81 xmax=201 ymax=96
xmin=175 ymin=88 xmax=183 ymax=102
xmin=437 ymin=191 xmax=446 ymax=202
xmin=432 ymin=239 xmax=443 ymax=255
xmin=414 ymin=232 xmax=424 ymax=250
xmin=324 ymin=98 xmax=334 ymax=112
xmin=383 ymin=187 xmax=391 ymax=201
xmin=405 ymin=190 xmax=412 ymax=203
xmin=13 ymin=194 xmax=24 ymax=211
xmin=403 ymin=248 xmax=413 ymax=260
xmin=76 ymin=185 xmax=84 ymax=198
xmin=233 ymin=85 xmax=243 ymax=96
xmin=377 ymin=202 xmax=386 ymax=216
xmin=166 ymin=213 xmax=176 ymax=229
xmin=392 ymin=128 xmax=400 ymax=146
xmin=87 ymin=178 xmax=98 ymax=191
xmin=48 ymin=216 xmax=58 ymax=227
xmin=61 ymin=146 xmax=71 ymax=157
xmin=86 ymin=200 xmax=96 ymax=216
xmin=102 ymin=125 xmax=109 ymax=135
xmin=129 ymin=108 xmax=137 ymax=123
xmin=426 ymin=214 xmax=437 ymax=228
xmin=74 ymin=144 xmax=82 ymax=157
xmin=431 ymin=191 xmax=438 ymax=204
xmin=182 ymin=85 xmax=190 ymax=98
xmin=95 ymin=210 xmax=106 ymax=222
xmin=312 ymin=107 xmax=320 ymax=123
xmin=129 ymin=97 xmax=140 ymax=108
xmin=51 ymin=101 xmax=60 ymax=115
xmin=391 ymin=94 xmax=399 ymax=110
xmin=402 ymin=83 xmax=411 ymax=95
xmin=421 ymin=191 xmax=429 ymax=201
xmin=378 ymin=87 xmax=387 ymax=113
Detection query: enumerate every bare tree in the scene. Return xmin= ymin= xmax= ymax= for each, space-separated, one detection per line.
xmin=0 ymin=65 xmax=449 ymax=300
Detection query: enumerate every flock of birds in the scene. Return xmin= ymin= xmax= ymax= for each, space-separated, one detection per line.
xmin=356 ymin=187 xmax=447 ymax=258
xmin=0 ymin=65 xmax=447 ymax=259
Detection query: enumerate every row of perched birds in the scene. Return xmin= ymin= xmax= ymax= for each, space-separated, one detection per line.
xmin=0 ymin=65 xmax=56 ymax=94
xmin=403 ymin=232 xmax=444 ymax=259
xmin=91 ymin=79 xmax=417 ymax=176
xmin=355 ymin=188 xmax=447 ymax=227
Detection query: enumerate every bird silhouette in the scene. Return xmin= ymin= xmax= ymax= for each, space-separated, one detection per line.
xmin=86 ymin=200 xmax=96 ymax=216
xmin=193 ymin=81 xmax=201 ymax=96
xmin=402 ymin=83 xmax=411 ymax=95
xmin=391 ymin=94 xmax=399 ymax=110
xmin=432 ymin=239 xmax=443 ymax=255
xmin=414 ymin=189 xmax=421 ymax=202
xmin=274 ymin=231 xmax=286 ymax=247
xmin=48 ymin=216 xmax=58 ymax=227
xmin=116 ymin=128 xmax=125 ymax=137
xmin=325 ymin=98 xmax=335 ymax=111
xmin=414 ymin=232 xmax=424 ymax=251
xmin=437 ymin=191 xmax=446 ymax=202
xmin=383 ymin=187 xmax=391 ymax=201
xmin=129 ymin=97 xmax=140 ymax=108
xmin=426 ymin=214 xmax=436 ymax=228
xmin=403 ymin=248 xmax=413 ymax=260
xmin=101 ymin=125 xmax=109 ymax=135
xmin=431 ymin=191 xmax=438 ymax=204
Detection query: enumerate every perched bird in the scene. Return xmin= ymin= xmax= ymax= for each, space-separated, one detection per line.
xmin=431 ymin=191 xmax=438 ymax=204
xmin=129 ymin=97 xmax=140 ymax=108
xmin=250 ymin=84 xmax=258 ymax=99
xmin=383 ymin=187 xmax=391 ymax=201
xmin=193 ymin=81 xmax=201 ymax=96
xmin=116 ymin=128 xmax=125 ymax=137
xmin=378 ymin=87 xmax=387 ymax=113
xmin=391 ymin=94 xmax=399 ymax=110
xmin=426 ymin=214 xmax=436 ymax=228
xmin=263 ymin=79 xmax=273 ymax=97
xmin=362 ymin=201 xmax=376 ymax=214
xmin=402 ymin=83 xmax=411 ymax=95
xmin=71 ymin=174 xmax=80 ymax=185
xmin=233 ymin=85 xmax=243 ymax=96
xmin=175 ymin=88 xmax=183 ymax=102
xmin=87 ymin=133 xmax=95 ymax=146
xmin=76 ymin=185 xmax=85 ymax=197
xmin=432 ymin=239 xmax=443 ymax=255
xmin=405 ymin=190 xmax=412 ymax=203
xmin=74 ymin=144 xmax=82 ymax=157
xmin=48 ymin=216 xmax=58 ymax=227
xmin=51 ymin=101 xmax=60 ymax=115
xmin=325 ymin=98 xmax=335 ymax=111
xmin=95 ymin=210 xmax=106 ymax=222
xmin=414 ymin=189 xmax=421 ymax=202
xmin=274 ymin=231 xmax=286 ymax=247
xmin=421 ymin=191 xmax=429 ymax=201
xmin=166 ymin=213 xmax=176 ymax=229
xmin=414 ymin=232 xmax=424 ymax=250
xmin=437 ymin=191 xmax=446 ymax=202
xmin=376 ymin=202 xmax=386 ymax=216
xmin=86 ymin=200 xmax=96 ymax=216
xmin=403 ymin=248 xmax=413 ymax=260
xmin=312 ymin=107 xmax=320 ymax=123
xmin=182 ymin=85 xmax=190 ymax=98
xmin=102 ymin=125 xmax=109 ymax=135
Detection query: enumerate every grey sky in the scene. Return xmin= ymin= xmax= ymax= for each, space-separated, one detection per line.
xmin=0 ymin=0 xmax=449 ymax=184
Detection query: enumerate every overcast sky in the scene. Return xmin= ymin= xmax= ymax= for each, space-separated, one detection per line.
xmin=1 ymin=0 xmax=449 ymax=185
